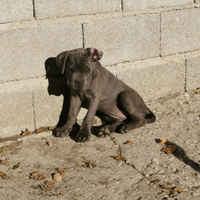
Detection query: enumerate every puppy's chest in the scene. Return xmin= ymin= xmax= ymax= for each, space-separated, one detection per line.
xmin=77 ymin=90 xmax=92 ymax=106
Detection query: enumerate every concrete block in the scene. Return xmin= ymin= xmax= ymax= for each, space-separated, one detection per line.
xmin=84 ymin=14 xmax=160 ymax=66
xmin=0 ymin=22 xmax=82 ymax=83
xmin=161 ymin=8 xmax=200 ymax=56
xmin=34 ymin=0 xmax=121 ymax=19
xmin=123 ymin=0 xmax=193 ymax=11
xmin=33 ymin=88 xmax=63 ymax=129
xmin=0 ymin=91 xmax=34 ymax=137
xmin=107 ymin=55 xmax=185 ymax=101
xmin=186 ymin=50 xmax=200 ymax=90
xmin=0 ymin=0 xmax=33 ymax=23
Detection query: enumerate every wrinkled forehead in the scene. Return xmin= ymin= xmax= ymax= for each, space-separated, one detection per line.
xmin=68 ymin=49 xmax=90 ymax=65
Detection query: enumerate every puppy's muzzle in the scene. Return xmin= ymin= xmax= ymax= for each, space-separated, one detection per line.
xmin=74 ymin=80 xmax=84 ymax=87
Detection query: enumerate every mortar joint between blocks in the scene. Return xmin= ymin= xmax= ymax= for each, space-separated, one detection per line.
xmin=32 ymin=91 xmax=36 ymax=130
xmin=81 ymin=23 xmax=85 ymax=48
xmin=32 ymin=0 xmax=36 ymax=19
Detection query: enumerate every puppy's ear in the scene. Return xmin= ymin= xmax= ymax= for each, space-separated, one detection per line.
xmin=86 ymin=48 xmax=103 ymax=62
xmin=56 ymin=51 xmax=70 ymax=74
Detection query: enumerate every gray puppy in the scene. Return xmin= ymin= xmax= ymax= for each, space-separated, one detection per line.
xmin=54 ymin=48 xmax=155 ymax=142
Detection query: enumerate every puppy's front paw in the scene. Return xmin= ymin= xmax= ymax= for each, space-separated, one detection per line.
xmin=53 ymin=126 xmax=71 ymax=138
xmin=76 ymin=129 xmax=91 ymax=143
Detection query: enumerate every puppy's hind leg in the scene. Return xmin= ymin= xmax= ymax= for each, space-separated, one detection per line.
xmin=117 ymin=91 xmax=147 ymax=134
xmin=97 ymin=113 xmax=122 ymax=137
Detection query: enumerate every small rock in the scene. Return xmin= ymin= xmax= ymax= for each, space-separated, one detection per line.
xmin=184 ymin=93 xmax=190 ymax=98
xmin=53 ymin=173 xmax=62 ymax=182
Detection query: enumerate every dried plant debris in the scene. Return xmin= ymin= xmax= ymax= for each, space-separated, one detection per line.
xmin=0 ymin=139 xmax=3 ymax=142
xmin=46 ymin=142 xmax=52 ymax=147
xmin=57 ymin=168 xmax=66 ymax=175
xmin=193 ymin=89 xmax=200 ymax=94
xmin=21 ymin=130 xmax=32 ymax=136
xmin=39 ymin=181 xmax=55 ymax=192
xmin=161 ymin=145 xmax=176 ymax=155
xmin=44 ymin=180 xmax=55 ymax=188
xmin=21 ymin=126 xmax=56 ymax=137
xmin=30 ymin=172 xmax=46 ymax=181
xmin=12 ymin=162 xmax=20 ymax=170
xmin=35 ymin=127 xmax=45 ymax=134
xmin=124 ymin=141 xmax=134 ymax=145
xmin=160 ymin=184 xmax=171 ymax=190
xmin=53 ymin=173 xmax=62 ymax=182
xmin=0 ymin=172 xmax=10 ymax=179
xmin=159 ymin=138 xmax=168 ymax=145
xmin=173 ymin=187 xmax=184 ymax=194
xmin=53 ymin=194 xmax=63 ymax=198
xmin=48 ymin=126 xmax=56 ymax=131
xmin=111 ymin=155 xmax=126 ymax=161
xmin=83 ymin=162 xmax=96 ymax=168
xmin=0 ymin=160 xmax=9 ymax=165
xmin=150 ymin=179 xmax=161 ymax=184
xmin=0 ymin=146 xmax=10 ymax=154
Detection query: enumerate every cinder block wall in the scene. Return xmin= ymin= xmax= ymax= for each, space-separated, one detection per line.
xmin=1 ymin=1 xmax=200 ymax=137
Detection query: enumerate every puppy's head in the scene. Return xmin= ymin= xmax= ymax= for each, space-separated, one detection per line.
xmin=56 ymin=48 xmax=103 ymax=91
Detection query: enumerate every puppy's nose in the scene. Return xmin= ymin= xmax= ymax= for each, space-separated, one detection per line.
xmin=75 ymin=80 xmax=83 ymax=86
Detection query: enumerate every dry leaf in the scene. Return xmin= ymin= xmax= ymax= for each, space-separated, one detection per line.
xmin=160 ymin=184 xmax=171 ymax=190
xmin=111 ymin=155 xmax=126 ymax=161
xmin=46 ymin=142 xmax=52 ymax=147
xmin=57 ymin=168 xmax=66 ymax=174
xmin=0 ymin=172 xmax=10 ymax=179
xmin=151 ymin=179 xmax=161 ymax=184
xmin=35 ymin=127 xmax=44 ymax=134
xmin=44 ymin=180 xmax=55 ymax=188
xmin=0 ymin=172 xmax=5 ymax=176
xmin=30 ymin=172 xmax=46 ymax=181
xmin=0 ymin=139 xmax=3 ymax=142
xmin=39 ymin=184 xmax=50 ymax=191
xmin=1 ymin=174 xmax=10 ymax=179
xmin=193 ymin=89 xmax=200 ymax=94
xmin=0 ymin=160 xmax=9 ymax=165
xmin=41 ymin=137 xmax=46 ymax=140
xmin=93 ymin=118 xmax=97 ymax=125
xmin=53 ymin=194 xmax=63 ymax=198
xmin=21 ymin=130 xmax=32 ymax=136
xmin=48 ymin=126 xmax=56 ymax=131
xmin=83 ymin=163 xmax=96 ymax=168
xmin=173 ymin=187 xmax=184 ymax=194
xmin=124 ymin=141 xmax=134 ymax=145
xmin=162 ymin=145 xmax=176 ymax=155
xmin=53 ymin=173 xmax=62 ymax=182
xmin=39 ymin=181 xmax=55 ymax=192
xmin=12 ymin=162 xmax=20 ymax=170
xmin=159 ymin=139 xmax=168 ymax=144
xmin=0 ymin=146 xmax=10 ymax=154
xmin=31 ymin=185 xmax=39 ymax=189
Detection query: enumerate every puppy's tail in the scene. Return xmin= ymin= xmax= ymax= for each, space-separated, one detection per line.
xmin=145 ymin=108 xmax=156 ymax=123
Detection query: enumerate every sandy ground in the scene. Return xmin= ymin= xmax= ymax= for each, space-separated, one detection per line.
xmin=0 ymin=91 xmax=200 ymax=200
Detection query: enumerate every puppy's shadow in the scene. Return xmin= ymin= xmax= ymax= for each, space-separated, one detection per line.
xmin=155 ymin=139 xmax=200 ymax=172
xmin=45 ymin=57 xmax=71 ymax=129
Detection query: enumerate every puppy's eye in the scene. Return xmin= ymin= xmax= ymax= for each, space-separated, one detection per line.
xmin=85 ymin=68 xmax=90 ymax=73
